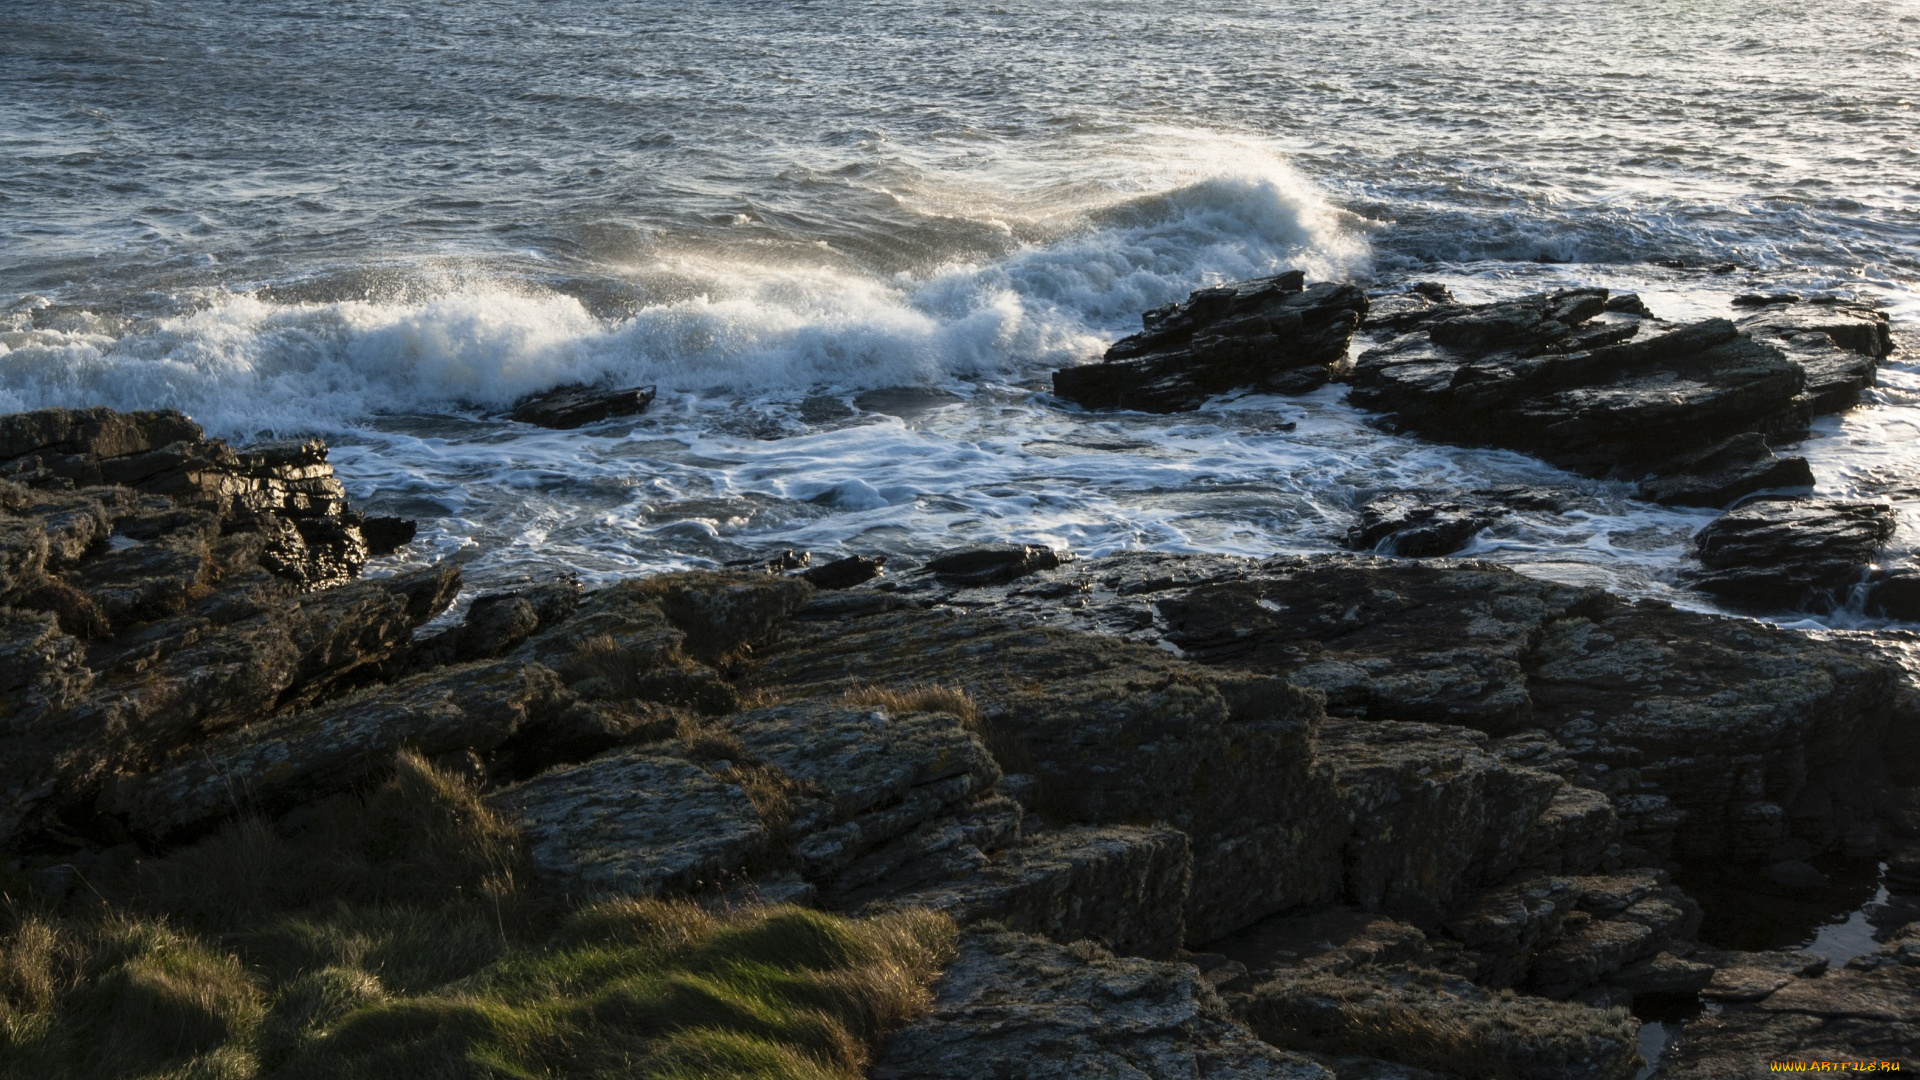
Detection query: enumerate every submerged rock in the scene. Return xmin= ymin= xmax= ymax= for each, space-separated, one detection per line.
xmin=507 ymin=383 xmax=657 ymax=429
xmin=1052 ymin=272 xmax=1369 ymax=412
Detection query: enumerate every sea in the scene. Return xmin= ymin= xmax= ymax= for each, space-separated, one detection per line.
xmin=4 ymin=0 xmax=1920 ymax=620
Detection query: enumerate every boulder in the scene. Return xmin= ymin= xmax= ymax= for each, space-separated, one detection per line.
xmin=506 ymin=383 xmax=656 ymax=429
xmin=870 ymin=931 xmax=1332 ymax=1080
xmin=1346 ymin=495 xmax=1505 ymax=557
xmin=1689 ymin=497 xmax=1895 ymax=611
xmin=918 ymin=544 xmax=1068 ymax=587
xmin=1052 ymin=273 xmax=1369 ymax=412
xmin=1348 ymin=294 xmax=1833 ymax=507
xmin=800 ymin=553 xmax=885 ymax=589
xmin=487 ymin=748 xmax=765 ymax=898
xmin=1234 ymin=965 xmax=1642 ymax=1080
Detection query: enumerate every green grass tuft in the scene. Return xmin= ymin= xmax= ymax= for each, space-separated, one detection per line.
xmin=2 ymin=754 xmax=954 ymax=1080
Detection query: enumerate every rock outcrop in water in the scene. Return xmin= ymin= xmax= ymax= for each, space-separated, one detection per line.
xmin=7 ymin=409 xmax=1919 ymax=1079
xmin=1051 ymin=272 xmax=1370 ymax=412
xmin=1351 ymin=289 xmax=1891 ymax=508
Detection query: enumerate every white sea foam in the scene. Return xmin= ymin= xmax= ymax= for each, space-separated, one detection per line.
xmin=0 ymin=142 xmax=1366 ymax=438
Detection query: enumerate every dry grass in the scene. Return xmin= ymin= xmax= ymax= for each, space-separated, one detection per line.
xmin=841 ymin=683 xmax=1035 ymax=775
xmin=1 ymin=752 xmax=952 ymax=1080
xmin=560 ymin=634 xmax=739 ymax=715
xmin=673 ymin=716 xmax=806 ymax=844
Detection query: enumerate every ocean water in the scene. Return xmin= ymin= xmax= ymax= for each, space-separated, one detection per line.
xmin=4 ymin=0 xmax=1920 ymax=611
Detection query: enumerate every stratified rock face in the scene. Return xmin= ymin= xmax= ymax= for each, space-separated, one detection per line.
xmin=0 ymin=409 xmax=411 ymax=591
xmin=755 ymin=600 xmax=1345 ymax=942
xmin=109 ymin=656 xmax=566 ymax=838
xmin=724 ymin=700 xmax=1001 ymax=877
xmin=906 ymin=551 xmax=1897 ymax=866
xmin=869 ymin=931 xmax=1334 ymax=1080
xmin=1347 ymin=291 xmax=1892 ymax=507
xmin=1052 ymin=273 xmax=1369 ymax=412
xmin=879 ymin=826 xmax=1194 ymax=960
xmin=1234 ymin=965 xmax=1643 ymax=1080
xmin=1321 ymin=720 xmax=1562 ymax=925
xmin=507 ymin=383 xmax=656 ymax=429
xmin=1689 ymin=497 xmax=1896 ymax=611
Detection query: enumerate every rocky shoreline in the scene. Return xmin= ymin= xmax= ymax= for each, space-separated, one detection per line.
xmin=4 ymin=272 xmax=1918 ymax=1076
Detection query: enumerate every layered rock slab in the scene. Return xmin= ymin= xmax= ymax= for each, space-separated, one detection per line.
xmin=1234 ymin=965 xmax=1643 ymax=1080
xmin=870 ymin=931 xmax=1333 ymax=1080
xmin=1346 ymin=290 xmax=1893 ymax=508
xmin=1052 ymin=273 xmax=1369 ymax=412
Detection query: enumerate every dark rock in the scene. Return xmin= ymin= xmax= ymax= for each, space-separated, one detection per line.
xmin=1733 ymin=292 xmax=1802 ymax=307
xmin=1235 ymin=964 xmax=1642 ymax=1080
xmin=1427 ymin=287 xmax=1609 ymax=350
xmin=1353 ymin=307 xmax=1816 ymax=504
xmin=1866 ymin=571 xmax=1920 ymax=621
xmin=1604 ymin=293 xmax=1652 ymax=317
xmin=1363 ymin=284 xmax=1459 ymax=335
xmin=879 ymin=826 xmax=1194 ymax=960
xmin=108 ymin=656 xmax=567 ymax=838
xmin=488 ymin=748 xmax=767 ymax=899
xmin=1052 ymin=273 xmax=1369 ymax=412
xmin=871 ymin=931 xmax=1332 ymax=1080
xmin=851 ymin=386 xmax=964 ymax=420
xmin=724 ymin=549 xmax=809 ymax=573
xmin=1347 ymin=495 xmax=1505 ymax=557
xmin=1737 ymin=300 xmax=1892 ymax=414
xmin=359 ymin=516 xmax=417 ymax=555
xmin=1760 ymin=858 xmax=1831 ymax=889
xmin=1661 ymin=933 xmax=1920 ymax=1074
xmin=1632 ymin=432 xmax=1812 ymax=507
xmin=938 ymin=551 xmax=1897 ymax=865
xmin=800 ymin=553 xmax=886 ymax=590
xmin=507 ymin=383 xmax=656 ymax=429
xmin=1690 ymin=498 xmax=1895 ymax=611
xmin=920 ymin=543 xmax=1069 ymax=587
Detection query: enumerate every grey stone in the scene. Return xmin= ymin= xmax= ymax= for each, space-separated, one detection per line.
xmin=488 ymin=749 xmax=765 ymax=898
xmin=871 ymin=931 xmax=1333 ymax=1080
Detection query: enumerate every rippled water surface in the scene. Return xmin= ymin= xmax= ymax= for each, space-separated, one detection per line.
xmin=4 ymin=0 xmax=1920 ymax=602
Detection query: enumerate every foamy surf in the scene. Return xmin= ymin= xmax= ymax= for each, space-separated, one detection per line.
xmin=0 ymin=151 xmax=1366 ymax=436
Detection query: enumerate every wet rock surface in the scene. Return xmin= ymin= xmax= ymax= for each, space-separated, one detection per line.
xmin=1346 ymin=494 xmax=1506 ymax=557
xmin=506 ymin=382 xmax=657 ymax=429
xmin=1345 ymin=290 xmax=1891 ymax=509
xmin=1052 ymin=272 xmax=1369 ymax=412
xmin=1689 ymin=498 xmax=1895 ymax=612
